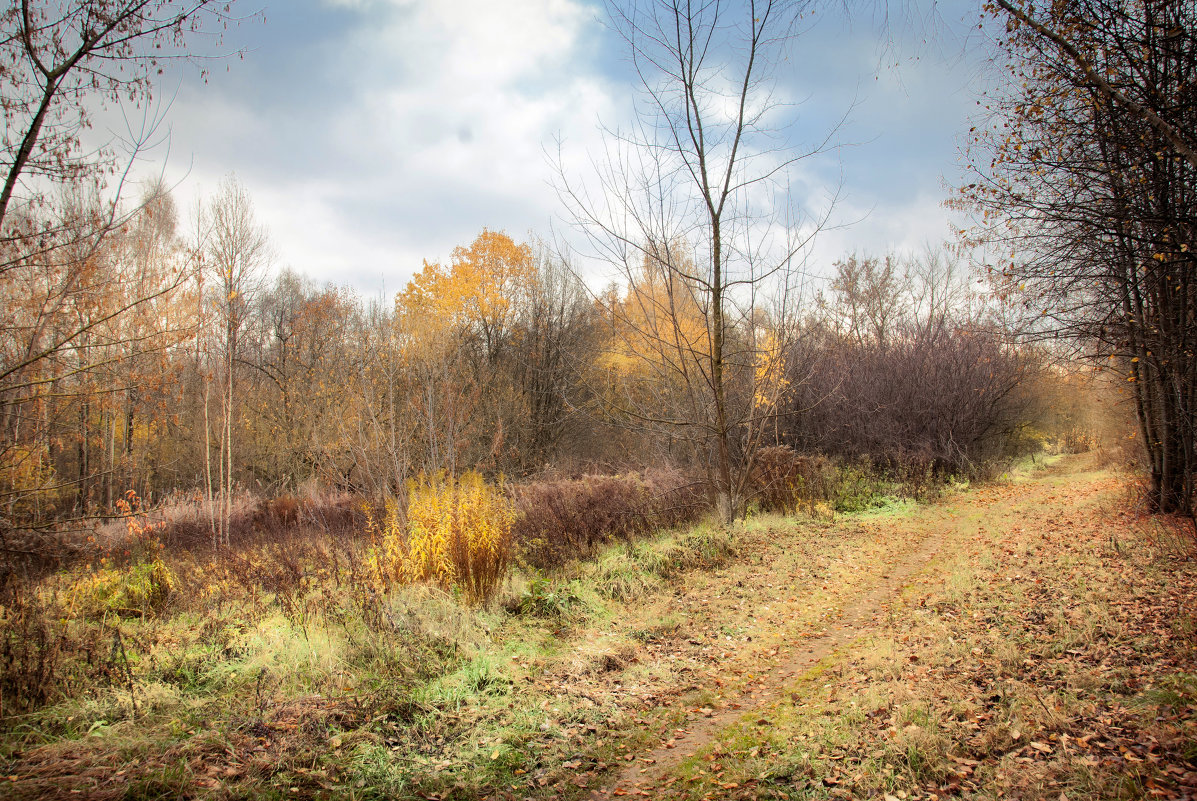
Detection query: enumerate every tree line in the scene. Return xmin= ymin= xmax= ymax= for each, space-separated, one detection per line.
xmin=963 ymin=0 xmax=1197 ymax=514
xmin=4 ymin=0 xmax=1184 ymax=552
xmin=1 ymin=171 xmax=1046 ymax=547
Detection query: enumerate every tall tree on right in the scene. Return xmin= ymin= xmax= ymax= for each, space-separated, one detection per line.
xmin=961 ymin=0 xmax=1196 ymax=514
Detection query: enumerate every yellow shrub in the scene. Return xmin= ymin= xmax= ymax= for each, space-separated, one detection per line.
xmin=74 ymin=558 xmax=177 ymax=618
xmin=370 ymin=472 xmax=514 ymax=605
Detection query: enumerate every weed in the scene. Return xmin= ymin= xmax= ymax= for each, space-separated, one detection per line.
xmin=588 ymin=548 xmax=663 ymax=601
xmin=510 ymin=572 xmax=581 ymax=619
xmin=370 ymin=472 xmax=514 ymax=605
xmin=829 ymin=460 xmax=894 ymax=513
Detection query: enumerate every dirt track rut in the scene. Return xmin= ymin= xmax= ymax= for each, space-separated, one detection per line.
xmin=588 ymin=475 xmax=1065 ymax=797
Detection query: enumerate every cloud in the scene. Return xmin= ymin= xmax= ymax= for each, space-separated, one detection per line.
xmin=142 ymin=0 xmax=616 ymax=289
xmin=121 ymin=0 xmax=989 ymax=296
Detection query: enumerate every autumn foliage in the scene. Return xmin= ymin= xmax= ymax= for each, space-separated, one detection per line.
xmin=512 ymin=469 xmax=706 ymax=570
xmin=369 ymin=472 xmax=515 ymax=605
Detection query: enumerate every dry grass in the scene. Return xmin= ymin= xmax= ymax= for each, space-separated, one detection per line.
xmin=665 ymin=465 xmax=1197 ymax=800
xmin=3 ymin=458 xmax=1192 ymax=801
xmin=369 ymin=471 xmax=515 ymax=605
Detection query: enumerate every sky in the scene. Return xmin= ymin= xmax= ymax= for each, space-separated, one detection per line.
xmin=116 ymin=0 xmax=999 ymax=295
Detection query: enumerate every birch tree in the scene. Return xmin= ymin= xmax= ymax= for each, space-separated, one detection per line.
xmin=199 ymin=177 xmax=269 ymax=546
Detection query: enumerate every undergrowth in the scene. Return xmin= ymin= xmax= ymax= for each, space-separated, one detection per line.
xmin=0 ymin=455 xmax=1051 ymax=799
xmin=369 ymin=471 xmax=515 ymax=605
xmin=0 ymin=478 xmax=743 ymax=799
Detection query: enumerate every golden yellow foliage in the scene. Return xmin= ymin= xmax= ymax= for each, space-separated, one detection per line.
xmin=0 ymin=445 xmax=60 ymax=516
xmin=395 ymin=229 xmax=535 ymax=359
xmin=369 ymin=472 xmax=515 ymax=605
xmin=752 ymin=330 xmax=789 ymax=410
xmin=601 ymin=252 xmax=709 ymax=376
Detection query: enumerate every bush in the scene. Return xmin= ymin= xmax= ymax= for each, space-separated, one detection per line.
xmin=750 ymin=447 xmax=953 ymax=514
xmin=827 ymin=460 xmax=893 ymax=513
xmin=749 ymin=446 xmax=837 ymax=514
xmin=0 ymin=590 xmax=107 ymax=713
xmin=512 ymin=469 xmax=707 ymax=570
xmin=74 ymin=558 xmax=177 ymax=618
xmin=508 ymin=572 xmax=581 ymax=619
xmin=783 ymin=318 xmax=1033 ymax=477
xmin=370 ymin=472 xmax=515 ymax=605
xmin=73 ymin=493 xmax=177 ymax=618
xmin=1055 ymin=427 xmax=1096 ymax=454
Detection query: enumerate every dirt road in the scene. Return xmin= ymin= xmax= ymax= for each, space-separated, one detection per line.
xmin=580 ymin=458 xmax=1196 ymax=800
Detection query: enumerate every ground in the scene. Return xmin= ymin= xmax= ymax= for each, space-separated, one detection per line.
xmin=2 ymin=455 xmax=1195 ymax=800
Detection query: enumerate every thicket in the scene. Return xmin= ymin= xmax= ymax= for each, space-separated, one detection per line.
xmin=1 ymin=225 xmax=1116 ymax=581
xmin=512 ymin=468 xmax=707 ymax=569
xmin=964 ymin=0 xmax=1197 ymax=514
xmin=0 ymin=464 xmax=728 ymax=717
xmin=778 ymin=252 xmax=1047 ymax=486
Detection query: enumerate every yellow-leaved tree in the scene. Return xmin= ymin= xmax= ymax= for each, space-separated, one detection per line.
xmin=394 ymin=229 xmax=537 ymax=474
xmin=599 ymin=247 xmax=711 ymax=435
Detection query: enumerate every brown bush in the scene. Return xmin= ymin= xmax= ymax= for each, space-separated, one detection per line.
xmin=0 ymin=586 xmax=117 ymax=716
xmin=513 ymin=468 xmax=707 ymax=569
xmin=267 ymin=495 xmax=301 ymax=527
xmin=147 ymin=492 xmax=365 ymax=551
xmin=749 ymin=446 xmax=836 ymax=514
xmin=783 ymin=320 xmax=1033 ymax=478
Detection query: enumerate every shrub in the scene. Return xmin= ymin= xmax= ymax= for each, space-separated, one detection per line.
xmin=749 ymin=446 xmax=837 ymax=514
xmin=74 ymin=558 xmax=177 ymax=618
xmin=751 ymin=447 xmax=957 ymax=514
xmin=370 ymin=472 xmax=515 ymax=605
xmin=1056 ymin=427 xmax=1096 ymax=454
xmin=828 ymin=460 xmax=893 ymax=513
xmin=0 ymin=590 xmax=107 ymax=713
xmin=512 ymin=469 xmax=707 ymax=570
xmin=73 ymin=492 xmax=177 ymax=618
xmin=508 ymin=572 xmax=581 ymax=619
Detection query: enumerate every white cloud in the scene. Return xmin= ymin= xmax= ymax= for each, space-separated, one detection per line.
xmin=138 ymin=0 xmax=618 ymax=290
xmin=803 ymin=190 xmax=965 ymax=281
xmin=118 ymin=0 xmax=988 ymax=298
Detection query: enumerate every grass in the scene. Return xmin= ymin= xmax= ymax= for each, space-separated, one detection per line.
xmin=650 ymin=462 xmax=1197 ymax=800
xmin=0 ymin=505 xmax=752 ymax=799
xmin=3 ymin=456 xmax=1192 ymax=800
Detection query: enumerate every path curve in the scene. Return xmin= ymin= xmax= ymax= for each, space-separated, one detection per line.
xmin=587 ymin=472 xmax=1071 ymax=798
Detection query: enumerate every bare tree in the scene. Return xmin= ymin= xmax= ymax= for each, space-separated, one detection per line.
xmin=558 ymin=0 xmax=839 ymax=522
xmin=197 ymin=176 xmax=269 ymax=546
xmin=0 ymin=1 xmax=254 ymax=551
xmin=825 ymin=253 xmax=908 ymax=349
xmin=0 ymin=0 xmax=252 ymax=230
xmin=509 ymin=245 xmax=599 ymax=470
